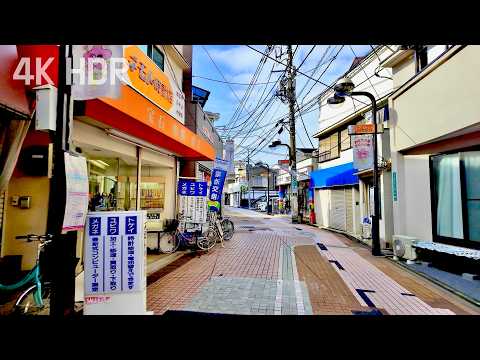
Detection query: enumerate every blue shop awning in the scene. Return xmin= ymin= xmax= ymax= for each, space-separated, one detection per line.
xmin=310 ymin=162 xmax=359 ymax=189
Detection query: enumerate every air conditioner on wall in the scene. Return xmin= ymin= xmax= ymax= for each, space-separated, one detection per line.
xmin=393 ymin=235 xmax=418 ymax=263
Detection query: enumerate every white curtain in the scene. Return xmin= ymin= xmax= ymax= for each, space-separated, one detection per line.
xmin=0 ymin=118 xmax=31 ymax=191
xmin=436 ymin=154 xmax=464 ymax=239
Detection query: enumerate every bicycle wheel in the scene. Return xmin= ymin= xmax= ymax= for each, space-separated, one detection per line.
xmin=221 ymin=219 xmax=234 ymax=241
xmin=158 ymin=231 xmax=180 ymax=254
xmin=196 ymin=229 xmax=217 ymax=251
xmin=13 ymin=282 xmax=51 ymax=316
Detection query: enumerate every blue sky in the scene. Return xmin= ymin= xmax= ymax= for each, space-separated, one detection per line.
xmin=192 ymin=45 xmax=372 ymax=166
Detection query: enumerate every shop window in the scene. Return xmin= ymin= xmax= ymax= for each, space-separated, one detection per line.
xmin=87 ymin=156 xmax=138 ymax=212
xmin=431 ymin=150 xmax=480 ymax=249
xmin=140 ymin=164 xmax=166 ymax=211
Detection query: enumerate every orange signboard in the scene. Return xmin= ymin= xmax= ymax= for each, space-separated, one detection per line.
xmin=124 ymin=45 xmax=173 ymax=111
xmin=350 ymin=124 xmax=375 ymax=134
xmin=97 ymin=84 xmax=215 ymax=160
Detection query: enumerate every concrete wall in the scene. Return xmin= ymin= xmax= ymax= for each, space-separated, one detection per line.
xmin=391 ymin=153 xmax=433 ymax=241
xmin=317 ymin=46 xmax=395 ymax=134
xmin=390 ymin=46 xmax=480 ymax=151
xmin=3 ymin=177 xmax=49 ymax=270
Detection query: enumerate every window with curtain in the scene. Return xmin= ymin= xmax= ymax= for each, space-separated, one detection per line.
xmin=433 ymin=153 xmax=464 ymax=239
xmin=432 ymin=150 xmax=480 ymax=247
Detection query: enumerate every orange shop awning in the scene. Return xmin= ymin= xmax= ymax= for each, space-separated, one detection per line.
xmin=83 ymin=85 xmax=215 ymax=161
xmin=0 ymin=45 xmax=31 ymax=117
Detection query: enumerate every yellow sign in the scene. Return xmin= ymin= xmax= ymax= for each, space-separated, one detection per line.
xmin=124 ymin=45 xmax=173 ymax=112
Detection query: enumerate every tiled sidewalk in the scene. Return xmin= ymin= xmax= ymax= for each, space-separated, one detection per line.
xmin=147 ymin=208 xmax=479 ymax=315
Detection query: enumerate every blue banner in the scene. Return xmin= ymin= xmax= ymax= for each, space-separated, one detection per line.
xmin=178 ymin=179 xmax=191 ymax=195
xmin=177 ymin=179 xmax=208 ymax=196
xmin=208 ymin=168 xmax=227 ymax=212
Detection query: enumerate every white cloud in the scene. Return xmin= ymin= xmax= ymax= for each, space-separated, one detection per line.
xmin=208 ymin=45 xmax=266 ymax=74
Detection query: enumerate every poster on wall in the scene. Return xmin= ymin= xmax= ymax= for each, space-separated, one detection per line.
xmin=352 ymin=134 xmax=374 ymax=171
xmin=83 ymin=211 xmax=145 ymax=295
xmin=62 ymin=152 xmax=89 ymax=233
xmin=177 ymin=179 xmax=208 ymax=227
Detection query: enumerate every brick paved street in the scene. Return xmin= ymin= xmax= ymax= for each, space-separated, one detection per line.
xmin=147 ymin=207 xmax=480 ymax=315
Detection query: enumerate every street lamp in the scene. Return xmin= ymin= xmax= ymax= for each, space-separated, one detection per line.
xmin=269 ymin=139 xmax=298 ymax=223
xmin=255 ymin=161 xmax=271 ymax=215
xmin=327 ymin=77 xmax=382 ymax=256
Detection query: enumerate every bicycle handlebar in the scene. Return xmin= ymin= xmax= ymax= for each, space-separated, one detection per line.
xmin=16 ymin=234 xmax=54 ymax=242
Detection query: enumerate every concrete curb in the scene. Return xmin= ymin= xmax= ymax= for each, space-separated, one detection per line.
xmin=387 ymin=257 xmax=480 ymax=308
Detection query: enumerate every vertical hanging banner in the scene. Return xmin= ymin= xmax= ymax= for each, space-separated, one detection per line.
xmin=208 ymin=168 xmax=227 ymax=212
xmin=223 ymin=140 xmax=235 ymax=175
xmin=352 ymin=134 xmax=374 ymax=171
xmin=83 ymin=210 xmax=147 ymax=315
xmin=62 ymin=152 xmax=89 ymax=233
xmin=70 ymin=45 xmax=125 ymax=100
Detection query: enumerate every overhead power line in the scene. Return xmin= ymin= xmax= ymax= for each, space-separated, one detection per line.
xmin=245 ymin=45 xmax=369 ymax=106
xmin=192 ymin=75 xmax=278 ymax=86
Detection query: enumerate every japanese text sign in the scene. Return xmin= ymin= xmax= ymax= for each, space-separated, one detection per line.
xmin=84 ymin=211 xmax=145 ymax=295
xmin=352 ymin=134 xmax=374 ymax=171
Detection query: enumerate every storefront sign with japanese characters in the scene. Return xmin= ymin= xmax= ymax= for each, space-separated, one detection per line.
xmin=84 ymin=211 xmax=145 ymax=295
xmin=177 ymin=179 xmax=208 ymax=225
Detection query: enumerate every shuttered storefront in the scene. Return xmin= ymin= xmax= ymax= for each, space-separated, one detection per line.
xmin=330 ymin=189 xmax=346 ymax=231
xmin=345 ymin=188 xmax=354 ymax=234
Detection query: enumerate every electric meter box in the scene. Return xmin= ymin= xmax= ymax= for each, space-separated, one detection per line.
xmin=33 ymin=84 xmax=57 ymax=131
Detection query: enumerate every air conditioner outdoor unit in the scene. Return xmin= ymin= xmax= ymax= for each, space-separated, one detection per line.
xmin=393 ymin=235 xmax=418 ymax=263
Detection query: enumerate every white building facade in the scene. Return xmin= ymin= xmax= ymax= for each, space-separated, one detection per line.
xmin=311 ymin=46 xmax=395 ymax=249
xmin=381 ymin=45 xmax=480 ymax=252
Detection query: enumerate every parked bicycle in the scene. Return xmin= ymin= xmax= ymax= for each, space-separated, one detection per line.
xmin=0 ymin=234 xmax=53 ymax=315
xmin=219 ymin=214 xmax=234 ymax=241
xmin=158 ymin=209 xmax=234 ymax=254
xmin=157 ymin=218 xmax=216 ymax=254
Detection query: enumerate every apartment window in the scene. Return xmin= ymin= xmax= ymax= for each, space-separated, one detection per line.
xmin=139 ymin=45 xmax=165 ymax=71
xmin=318 ymin=131 xmax=340 ymax=163
xmin=415 ymin=45 xmax=449 ymax=73
xmin=431 ymin=150 xmax=480 ymax=249
xmin=340 ymin=128 xmax=351 ymax=151
xmin=415 ymin=46 xmax=429 ymax=72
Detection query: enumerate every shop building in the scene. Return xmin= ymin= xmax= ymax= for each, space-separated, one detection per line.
xmin=0 ymin=45 xmax=34 ymax=276
xmin=296 ymin=149 xmax=316 ymax=224
xmin=0 ymin=45 xmax=214 ymax=275
xmin=311 ymin=46 xmax=395 ymax=248
xmin=381 ymin=45 xmax=480 ymax=252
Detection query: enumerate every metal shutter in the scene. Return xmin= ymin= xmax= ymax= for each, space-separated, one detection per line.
xmin=330 ymin=189 xmax=346 ymax=231
xmin=345 ymin=188 xmax=354 ymax=234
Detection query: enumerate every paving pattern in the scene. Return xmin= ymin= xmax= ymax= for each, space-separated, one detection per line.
xmin=146 ymin=207 xmax=480 ymax=315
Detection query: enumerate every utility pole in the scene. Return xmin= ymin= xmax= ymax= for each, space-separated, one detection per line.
xmin=47 ymin=44 xmax=78 ymax=316
xmin=246 ymin=149 xmax=251 ymax=209
xmin=286 ymin=45 xmax=298 ymax=223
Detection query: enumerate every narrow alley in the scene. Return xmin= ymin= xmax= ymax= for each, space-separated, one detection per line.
xmin=147 ymin=207 xmax=479 ymax=315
